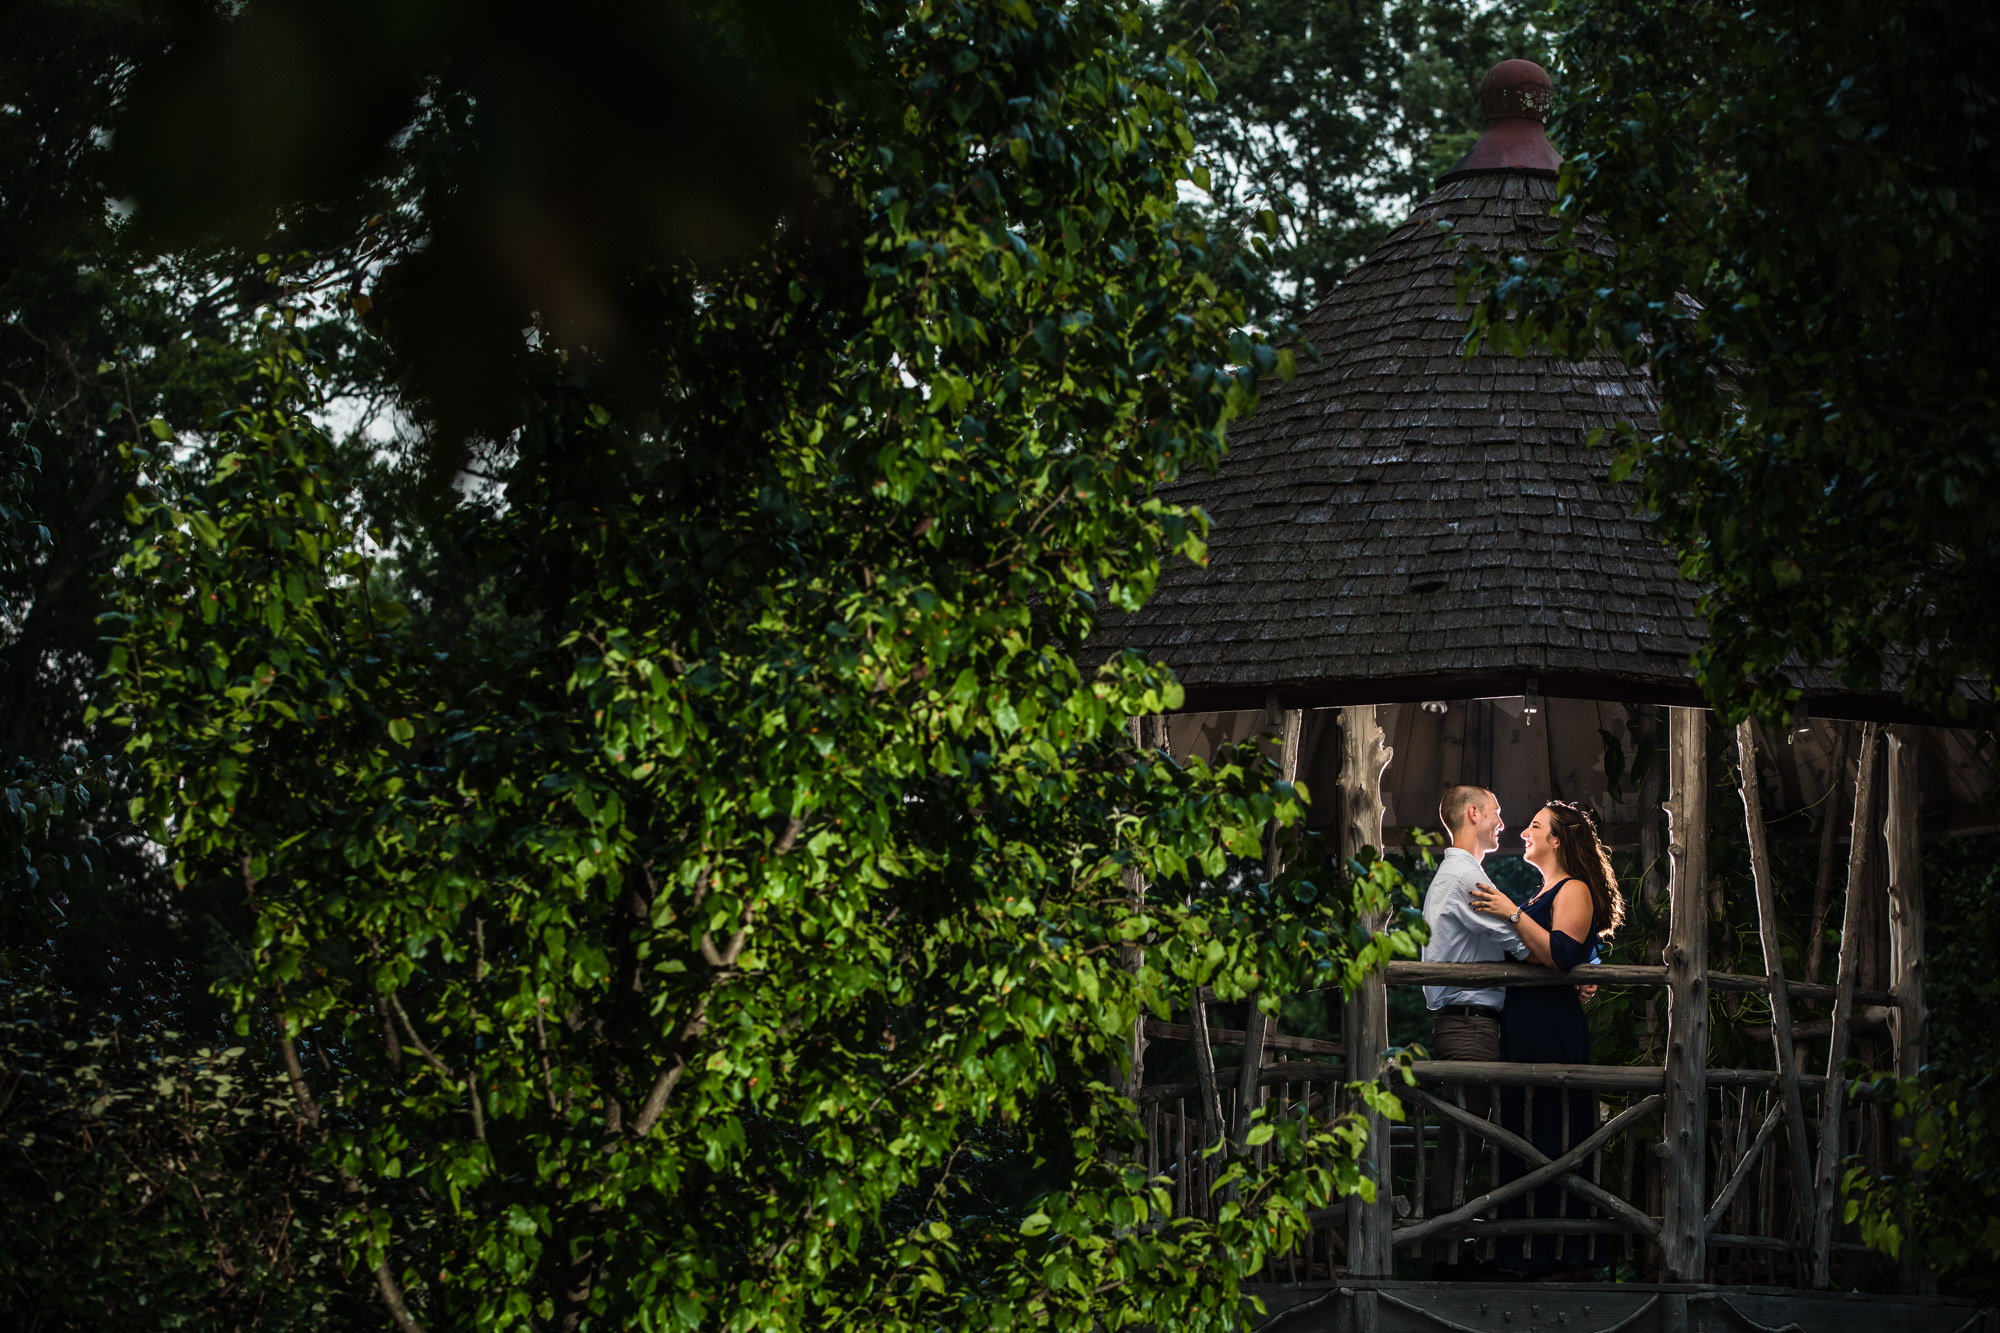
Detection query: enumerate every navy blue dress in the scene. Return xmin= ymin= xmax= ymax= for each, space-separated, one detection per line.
xmin=1497 ymin=877 xmax=1601 ymax=1270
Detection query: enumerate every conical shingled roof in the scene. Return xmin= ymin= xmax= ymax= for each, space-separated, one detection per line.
xmin=1102 ymin=70 xmax=1707 ymax=711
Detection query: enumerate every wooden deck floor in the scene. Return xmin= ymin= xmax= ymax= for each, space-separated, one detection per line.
xmin=1248 ymin=1279 xmax=1994 ymax=1333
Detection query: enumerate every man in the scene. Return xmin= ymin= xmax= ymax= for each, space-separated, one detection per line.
xmin=1421 ymin=784 xmax=1527 ymax=1259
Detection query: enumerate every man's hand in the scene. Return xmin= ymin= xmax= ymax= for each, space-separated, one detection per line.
xmin=1575 ymin=985 xmax=1599 ymax=1003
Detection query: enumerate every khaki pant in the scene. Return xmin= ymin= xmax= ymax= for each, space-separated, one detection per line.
xmin=1427 ymin=1010 xmax=1500 ymax=1219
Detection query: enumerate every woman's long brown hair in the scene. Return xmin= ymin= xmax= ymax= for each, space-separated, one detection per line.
xmin=1543 ymin=799 xmax=1625 ymax=939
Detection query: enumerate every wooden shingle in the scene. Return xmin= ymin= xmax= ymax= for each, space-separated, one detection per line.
xmin=1098 ymin=170 xmax=1709 ymax=709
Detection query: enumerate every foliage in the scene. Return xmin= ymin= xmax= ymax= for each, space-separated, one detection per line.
xmin=1919 ymin=832 xmax=2000 ymax=1076
xmin=1464 ymin=0 xmax=2000 ymax=725
xmin=1145 ymin=0 xmax=1543 ymax=330
xmin=0 ymin=0 xmax=405 ymax=1007
xmin=1841 ymin=1073 xmax=2000 ymax=1301
xmin=0 ymin=17 xmax=403 ymax=1326
xmin=0 ymin=978 xmax=365 ymax=1329
xmin=1831 ymin=834 xmax=2000 ymax=1299
xmin=104 ymin=5 xmax=1423 ymax=1329
xmin=0 ymin=2 xmax=200 ymax=965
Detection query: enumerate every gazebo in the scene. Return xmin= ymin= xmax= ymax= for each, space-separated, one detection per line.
xmin=1101 ymin=60 xmax=1995 ymax=1333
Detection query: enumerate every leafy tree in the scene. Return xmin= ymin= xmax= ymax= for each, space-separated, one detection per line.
xmin=1837 ymin=834 xmax=2000 ymax=1301
xmin=0 ymin=1 xmax=187 ymax=980
xmin=0 ymin=1 xmax=392 ymax=1007
xmin=0 ymin=12 xmax=358 ymax=1321
xmin=1841 ymin=1072 xmax=2000 ymax=1302
xmin=1145 ymin=0 xmax=1543 ymax=329
xmin=1466 ymin=0 xmax=2000 ymax=725
xmin=106 ymin=6 xmax=1423 ymax=1332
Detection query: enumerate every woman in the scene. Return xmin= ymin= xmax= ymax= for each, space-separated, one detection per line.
xmin=1468 ymin=800 xmax=1624 ymax=1275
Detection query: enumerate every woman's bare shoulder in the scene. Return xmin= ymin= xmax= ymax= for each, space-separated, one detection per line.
xmin=1552 ymin=877 xmax=1596 ymax=930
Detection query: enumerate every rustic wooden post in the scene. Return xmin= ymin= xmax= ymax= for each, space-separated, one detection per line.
xmin=1660 ymin=706 xmax=1710 ymax=1282
xmin=1263 ymin=705 xmax=1306 ymax=870
xmin=1121 ymin=716 xmax=1171 ymax=1104
xmin=1235 ymin=710 xmax=1304 ymax=1150
xmin=1232 ymin=997 xmax=1271 ymax=1151
xmin=1190 ymin=992 xmax=1225 ymax=1140
xmin=1885 ymin=726 xmax=1936 ymax=1296
xmin=1638 ymin=705 xmax=1670 ymax=1060
xmin=1339 ymin=703 xmax=1394 ymax=1281
xmin=1811 ymin=722 xmax=1880 ymax=1287
xmin=1804 ymin=725 xmax=1850 ymax=989
xmin=1885 ymin=728 xmax=1927 ymax=1081
xmin=1736 ymin=720 xmax=1820 ymax=1237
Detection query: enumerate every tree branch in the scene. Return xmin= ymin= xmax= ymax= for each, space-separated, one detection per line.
xmin=245 ymin=868 xmax=425 ymax=1330
xmin=374 ymin=1257 xmax=427 ymax=1333
xmin=533 ymin=1004 xmax=562 ymax=1115
xmin=386 ymin=989 xmax=485 ymax=1143
xmin=272 ymin=1009 xmax=322 ymax=1131
xmin=771 ymin=812 xmax=806 ymax=858
xmin=631 ymin=919 xmax=752 ymax=1139
xmin=371 ymin=989 xmax=405 ymax=1070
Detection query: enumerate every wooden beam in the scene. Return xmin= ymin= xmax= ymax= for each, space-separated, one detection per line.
xmin=1404 ymin=1060 xmax=1840 ymax=1094
xmin=1339 ymin=702 xmax=1394 ymax=1278
xmin=1264 ymin=705 xmax=1305 ymax=871
xmin=1804 ymin=725 xmax=1850 ymax=989
xmin=1338 ymin=702 xmax=1391 ymax=858
xmin=1885 ymin=726 xmax=1935 ymax=1296
xmin=1734 ymin=977 xmax=1893 ymax=1007
xmin=1141 ymin=1020 xmax=1341 ymax=1057
xmin=1229 ymin=709 xmax=1304 ymax=1154
xmin=1639 ymin=703 xmax=1670 ymax=1065
xmin=1137 ymin=1059 xmax=1862 ymax=1103
xmin=1120 ymin=715 xmax=1155 ymax=1105
xmin=1811 ymin=720 xmax=1880 ymax=1287
xmin=1379 ymin=959 xmax=1897 ymax=1006
xmin=1638 ymin=704 xmax=1669 ymax=907
xmin=1189 ymin=991 xmax=1225 ymax=1140
xmin=1885 ymin=727 xmax=1927 ymax=1081
xmin=1141 ymin=1062 xmax=1346 ymax=1103
xmin=1232 ymin=991 xmax=1270 ymax=1151
xmin=1737 ymin=719 xmax=1822 ymax=1238
xmin=1660 ymin=705 xmax=1710 ymax=1281
xmin=1413 ymin=1218 xmax=1645 ymax=1239
xmin=1388 ymin=1089 xmax=1666 ymax=1245
xmin=1742 ymin=1006 xmax=1894 ymax=1043
xmin=1706 ymin=1098 xmax=1783 ymax=1234
xmin=1387 ymin=961 xmax=1677 ymax=988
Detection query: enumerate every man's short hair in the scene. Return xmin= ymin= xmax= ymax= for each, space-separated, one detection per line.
xmin=1439 ymin=784 xmax=1493 ymax=835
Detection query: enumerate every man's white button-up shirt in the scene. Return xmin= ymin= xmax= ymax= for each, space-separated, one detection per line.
xmin=1421 ymin=846 xmax=1529 ymax=1011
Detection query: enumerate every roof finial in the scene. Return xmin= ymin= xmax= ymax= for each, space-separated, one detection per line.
xmin=1439 ymin=58 xmax=1562 ymax=183
xmin=1480 ymin=59 xmax=1556 ymax=123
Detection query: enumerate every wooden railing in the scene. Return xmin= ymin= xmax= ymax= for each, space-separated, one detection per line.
xmin=1382 ymin=960 xmax=1898 ymax=1010
xmin=1125 ymin=705 xmax=1925 ymax=1291
xmin=1136 ymin=984 xmax=1896 ymax=1280
xmin=1130 ymin=957 xmax=1902 ymax=1285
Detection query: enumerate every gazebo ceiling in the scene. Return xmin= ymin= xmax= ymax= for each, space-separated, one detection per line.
xmin=1167 ymin=701 xmax=1996 ymax=849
